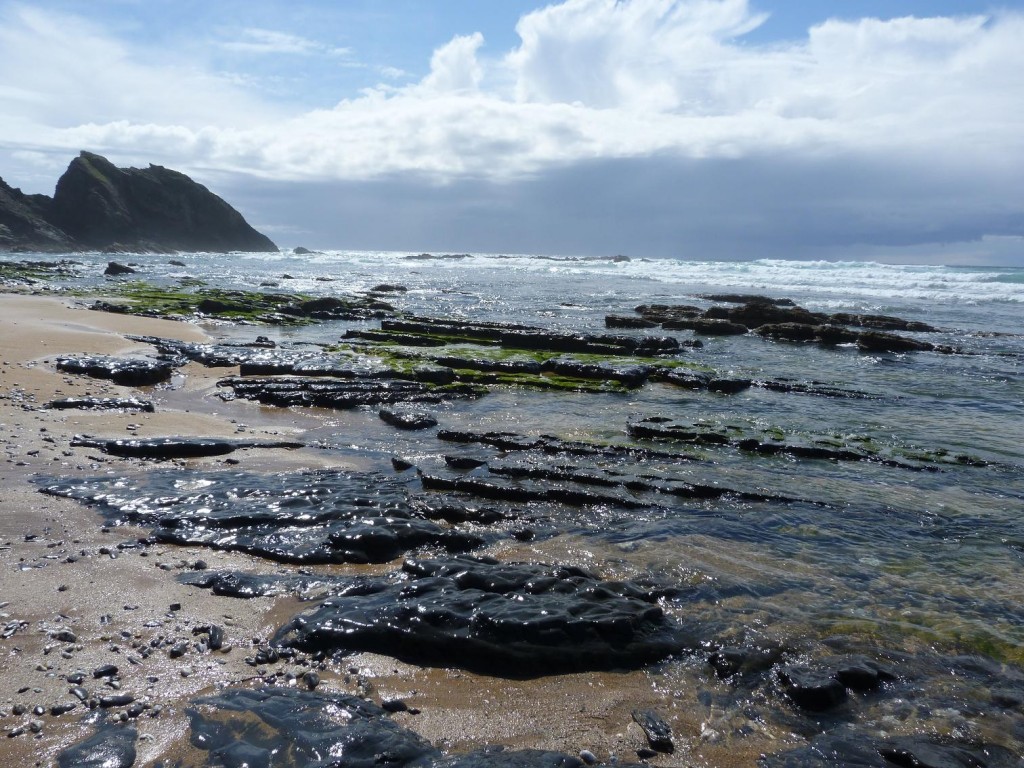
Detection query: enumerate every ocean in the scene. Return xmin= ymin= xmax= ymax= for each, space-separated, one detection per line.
xmin=8 ymin=250 xmax=1024 ymax=764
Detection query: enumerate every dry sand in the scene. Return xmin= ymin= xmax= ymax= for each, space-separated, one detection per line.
xmin=0 ymin=293 xmax=771 ymax=767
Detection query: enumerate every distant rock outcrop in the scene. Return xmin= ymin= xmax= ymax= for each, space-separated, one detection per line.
xmin=0 ymin=151 xmax=277 ymax=253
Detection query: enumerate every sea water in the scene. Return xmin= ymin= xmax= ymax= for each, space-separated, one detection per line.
xmin=8 ymin=250 xmax=1024 ymax=757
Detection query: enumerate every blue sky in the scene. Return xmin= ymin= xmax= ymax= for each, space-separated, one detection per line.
xmin=2 ymin=0 xmax=1023 ymax=264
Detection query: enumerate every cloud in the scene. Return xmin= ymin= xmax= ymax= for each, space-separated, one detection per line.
xmin=17 ymin=0 xmax=1017 ymax=185
xmin=1 ymin=0 xmax=1022 ymax=262
xmin=0 ymin=4 xmax=281 ymax=134
xmin=219 ymin=28 xmax=352 ymax=58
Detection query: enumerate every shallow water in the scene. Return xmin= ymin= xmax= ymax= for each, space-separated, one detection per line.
xmin=10 ymin=250 xmax=1024 ymax=762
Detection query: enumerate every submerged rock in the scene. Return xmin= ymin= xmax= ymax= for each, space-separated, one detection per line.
xmin=186 ymin=687 xmax=611 ymax=768
xmin=187 ymin=687 xmax=438 ymax=767
xmin=275 ymin=556 xmax=690 ymax=677
xmin=70 ymin=435 xmax=304 ymax=459
xmin=761 ymin=732 xmax=1020 ymax=768
xmin=379 ymin=407 xmax=439 ymax=430
xmin=56 ymin=724 xmax=136 ymax=768
xmin=43 ymin=469 xmax=484 ymax=565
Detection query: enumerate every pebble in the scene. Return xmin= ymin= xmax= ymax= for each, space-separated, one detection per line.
xmin=580 ymin=749 xmax=597 ymax=764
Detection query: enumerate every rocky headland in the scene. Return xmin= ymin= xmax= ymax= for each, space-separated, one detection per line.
xmin=0 ymin=152 xmax=277 ymax=253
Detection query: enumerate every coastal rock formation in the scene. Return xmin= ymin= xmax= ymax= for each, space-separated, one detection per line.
xmin=275 ymin=556 xmax=690 ymax=677
xmin=0 ymin=177 xmax=74 ymax=250
xmin=0 ymin=151 xmax=277 ymax=252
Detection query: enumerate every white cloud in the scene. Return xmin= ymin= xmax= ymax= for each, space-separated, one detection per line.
xmin=1 ymin=0 xmax=1023 ymax=255
xmin=0 ymin=4 xmax=282 ymax=135
xmin=220 ymin=28 xmax=352 ymax=58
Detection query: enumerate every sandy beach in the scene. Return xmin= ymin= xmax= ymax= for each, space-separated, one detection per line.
xmin=0 ymin=293 xmax=737 ymax=767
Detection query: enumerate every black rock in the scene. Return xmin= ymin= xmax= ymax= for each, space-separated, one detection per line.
xmin=103 ymin=261 xmax=136 ymax=276
xmin=605 ymin=315 xmax=657 ymax=329
xmin=762 ymin=732 xmax=1020 ymax=768
xmin=55 ymin=355 xmax=173 ymax=387
xmin=0 ymin=176 xmax=75 ymax=250
xmin=57 ymin=724 xmax=137 ymax=768
xmin=69 ymin=435 xmax=303 ymax=459
xmin=631 ymin=709 xmax=674 ymax=753
xmin=45 ymin=468 xmax=484 ymax=566
xmin=380 ymin=408 xmax=439 ymax=431
xmin=99 ymin=694 xmax=136 ymax=708
xmin=663 ymin=318 xmax=748 ymax=335
xmin=187 ymin=687 xmax=438 ymax=768
xmin=47 ymin=151 xmax=277 ymax=252
xmin=857 ymin=331 xmax=938 ymax=353
xmin=777 ymin=665 xmax=848 ymax=710
xmin=275 ymin=556 xmax=690 ymax=677
xmin=44 ymin=397 xmax=154 ymax=412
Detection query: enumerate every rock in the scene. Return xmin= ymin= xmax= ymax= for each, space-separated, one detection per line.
xmin=698 ymin=294 xmax=796 ymax=305
xmin=69 ymin=435 xmax=304 ymax=459
xmin=857 ymin=331 xmax=937 ymax=353
xmin=293 ymin=246 xmax=313 ymax=254
xmin=103 ymin=261 xmax=136 ymax=276
xmin=49 ymin=151 xmax=277 ymax=252
xmin=662 ymin=318 xmax=748 ymax=335
xmin=830 ymin=312 xmax=937 ymax=332
xmin=55 ymin=355 xmax=173 ymax=386
xmin=634 ymin=304 xmax=703 ymax=323
xmin=379 ymin=408 xmax=439 ymax=430
xmin=631 ymin=709 xmax=674 ymax=753
xmin=274 ymin=556 xmax=691 ymax=677
xmin=762 ymin=733 xmax=1020 ymax=768
xmin=45 ymin=468 xmax=484 ymax=565
xmin=57 ymin=724 xmax=137 ymax=768
xmin=605 ymin=315 xmax=658 ymax=329
xmin=187 ymin=687 xmax=438 ymax=767
xmin=221 ymin=375 xmax=480 ymax=411
xmin=0 ymin=176 xmax=75 ymax=250
xmin=44 ymin=397 xmax=154 ymax=412
xmin=777 ymin=665 xmax=848 ymax=710
xmin=370 ymin=283 xmax=408 ymax=293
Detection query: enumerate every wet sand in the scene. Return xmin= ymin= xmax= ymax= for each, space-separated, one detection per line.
xmin=0 ymin=293 xmax=771 ymax=767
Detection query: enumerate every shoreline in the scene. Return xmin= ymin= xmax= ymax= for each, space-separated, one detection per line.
xmin=0 ymin=294 xmax=723 ymax=767
xmin=1 ymin=280 xmax=1021 ymax=767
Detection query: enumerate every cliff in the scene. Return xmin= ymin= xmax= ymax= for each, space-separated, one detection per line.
xmin=0 ymin=152 xmax=277 ymax=253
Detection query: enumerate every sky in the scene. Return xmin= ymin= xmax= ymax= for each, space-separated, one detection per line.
xmin=1 ymin=0 xmax=1023 ymax=265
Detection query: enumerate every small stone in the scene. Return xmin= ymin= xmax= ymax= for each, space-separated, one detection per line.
xmin=580 ymin=749 xmax=598 ymax=764
xmin=92 ymin=664 xmax=118 ymax=679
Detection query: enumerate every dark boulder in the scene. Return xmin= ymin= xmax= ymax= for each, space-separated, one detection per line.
xmin=634 ymin=304 xmax=703 ymax=323
xmin=755 ymin=323 xmax=820 ymax=342
xmin=720 ymin=301 xmax=827 ymax=328
xmin=631 ymin=710 xmax=674 ymax=753
xmin=55 ymin=355 xmax=173 ymax=386
xmin=379 ymin=408 xmax=438 ymax=430
xmin=275 ymin=556 xmax=691 ymax=677
xmin=57 ymin=724 xmax=137 ymax=768
xmin=762 ymin=732 xmax=1020 ymax=768
xmin=857 ymin=331 xmax=937 ymax=353
xmin=187 ymin=687 xmax=438 ymax=768
xmin=103 ymin=261 xmax=136 ymax=276
xmin=663 ymin=318 xmax=748 ymax=335
xmin=605 ymin=314 xmax=657 ymax=329
xmin=830 ymin=312 xmax=937 ymax=332
xmin=777 ymin=664 xmax=848 ymax=710
xmin=185 ymin=687 xmax=609 ymax=768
